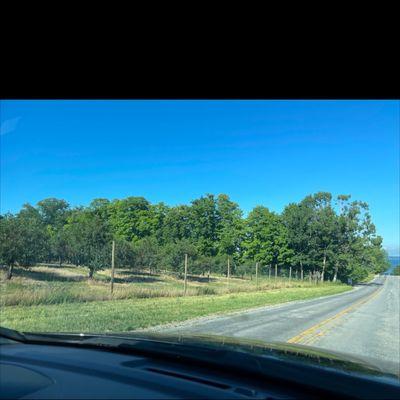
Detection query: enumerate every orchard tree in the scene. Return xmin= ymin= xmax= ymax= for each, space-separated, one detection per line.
xmin=64 ymin=208 xmax=112 ymax=278
xmin=0 ymin=214 xmax=24 ymax=279
xmin=133 ymin=236 xmax=162 ymax=274
xmin=162 ymin=239 xmax=198 ymax=278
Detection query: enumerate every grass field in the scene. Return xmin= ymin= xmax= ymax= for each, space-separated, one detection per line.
xmin=0 ymin=264 xmax=351 ymax=333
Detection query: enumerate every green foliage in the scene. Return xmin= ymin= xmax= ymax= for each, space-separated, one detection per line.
xmin=243 ymin=206 xmax=293 ymax=268
xmin=0 ymin=192 xmax=390 ymax=283
xmin=133 ymin=237 xmax=162 ymax=273
xmin=63 ymin=209 xmax=112 ymax=277
xmin=162 ymin=239 xmax=198 ymax=276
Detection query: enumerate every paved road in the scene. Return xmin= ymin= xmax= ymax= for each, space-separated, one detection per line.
xmin=157 ymin=275 xmax=400 ymax=375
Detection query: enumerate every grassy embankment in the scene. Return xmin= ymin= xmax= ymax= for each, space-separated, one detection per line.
xmin=1 ymin=265 xmax=351 ymax=333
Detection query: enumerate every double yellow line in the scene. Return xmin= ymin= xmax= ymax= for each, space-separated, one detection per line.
xmin=287 ymin=285 xmax=384 ymax=345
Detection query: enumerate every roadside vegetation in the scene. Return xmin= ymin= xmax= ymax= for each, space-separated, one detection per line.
xmin=0 ymin=192 xmax=389 ymax=333
xmin=393 ymin=265 xmax=400 ymax=276
xmin=0 ymin=264 xmax=345 ymax=307
xmin=0 ymin=192 xmax=390 ymax=285
xmin=1 ymin=281 xmax=350 ymax=333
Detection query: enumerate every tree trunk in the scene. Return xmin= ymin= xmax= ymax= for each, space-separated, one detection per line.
xmin=275 ymin=264 xmax=278 ymax=280
xmin=289 ymin=266 xmax=292 ymax=281
xmin=300 ymin=261 xmax=304 ymax=281
xmin=269 ymin=266 xmax=271 ymax=280
xmin=6 ymin=264 xmax=13 ymax=280
xmin=333 ymin=264 xmax=338 ymax=282
xmin=321 ymin=253 xmax=326 ymax=282
xmin=59 ymin=257 xmax=62 ymax=267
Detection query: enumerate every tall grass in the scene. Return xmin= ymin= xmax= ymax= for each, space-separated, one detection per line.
xmin=0 ymin=265 xmax=344 ymax=307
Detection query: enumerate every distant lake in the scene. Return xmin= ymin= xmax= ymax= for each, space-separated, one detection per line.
xmin=386 ymin=256 xmax=400 ymax=274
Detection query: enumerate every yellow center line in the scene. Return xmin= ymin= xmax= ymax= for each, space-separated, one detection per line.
xmin=287 ymin=285 xmax=384 ymax=345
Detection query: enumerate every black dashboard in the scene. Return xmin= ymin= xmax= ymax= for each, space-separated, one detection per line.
xmin=1 ymin=340 xmax=297 ymax=399
xmin=1 ymin=335 xmax=399 ymax=399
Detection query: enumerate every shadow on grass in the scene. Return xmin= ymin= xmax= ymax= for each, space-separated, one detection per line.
xmin=186 ymin=275 xmax=217 ymax=283
xmin=99 ymin=275 xmax=163 ymax=284
xmin=115 ymin=268 xmax=163 ymax=277
xmin=13 ymin=267 xmax=86 ymax=282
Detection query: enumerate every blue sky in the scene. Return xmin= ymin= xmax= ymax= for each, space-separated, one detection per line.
xmin=1 ymin=100 xmax=399 ymax=255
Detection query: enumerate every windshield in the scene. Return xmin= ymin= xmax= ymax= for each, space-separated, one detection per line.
xmin=1 ymin=100 xmax=399 ymax=377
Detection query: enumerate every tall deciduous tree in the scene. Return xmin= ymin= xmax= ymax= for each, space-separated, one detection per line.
xmin=243 ymin=206 xmax=293 ymax=274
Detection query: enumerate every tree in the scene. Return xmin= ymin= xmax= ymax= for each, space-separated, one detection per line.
xmin=114 ymin=238 xmax=135 ymax=269
xmin=305 ymin=192 xmax=336 ymax=282
xmin=162 ymin=205 xmax=192 ymax=243
xmin=16 ymin=204 xmax=49 ymax=267
xmin=0 ymin=214 xmax=24 ymax=279
xmin=282 ymin=202 xmax=313 ymax=279
xmin=243 ymin=206 xmax=293 ymax=276
xmin=133 ymin=237 xmax=162 ymax=274
xmin=63 ymin=209 xmax=112 ymax=278
xmin=0 ymin=205 xmax=48 ymax=279
xmin=189 ymin=194 xmax=219 ymax=257
xmin=36 ymin=198 xmax=70 ymax=265
xmin=162 ymin=239 xmax=198 ymax=277
xmin=216 ymin=194 xmax=244 ymax=260
xmin=108 ymin=197 xmax=153 ymax=242
xmin=1 ymin=192 xmax=387 ymax=285
xmin=37 ymin=198 xmax=69 ymax=227
xmin=330 ymin=195 xmax=388 ymax=283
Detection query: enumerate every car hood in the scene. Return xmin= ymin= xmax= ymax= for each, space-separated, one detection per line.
xmin=119 ymin=331 xmax=399 ymax=377
xmin=21 ymin=329 xmax=398 ymax=379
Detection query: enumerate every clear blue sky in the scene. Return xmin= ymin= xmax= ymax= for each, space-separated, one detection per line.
xmin=1 ymin=100 xmax=399 ymax=255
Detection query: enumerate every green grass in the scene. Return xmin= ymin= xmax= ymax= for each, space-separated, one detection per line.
xmin=0 ymin=264 xmax=351 ymax=333
xmin=1 ymin=265 xmax=333 ymax=307
xmin=2 ymin=285 xmax=351 ymax=333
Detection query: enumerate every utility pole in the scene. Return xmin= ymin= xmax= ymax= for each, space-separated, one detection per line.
xmin=184 ymin=253 xmax=188 ymax=296
xmin=111 ymin=240 xmax=115 ymax=294
xmin=289 ymin=265 xmax=292 ymax=282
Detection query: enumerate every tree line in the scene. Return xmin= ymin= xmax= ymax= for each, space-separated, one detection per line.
xmin=0 ymin=192 xmax=390 ymax=282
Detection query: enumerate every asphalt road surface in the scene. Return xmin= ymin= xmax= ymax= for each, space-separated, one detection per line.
xmin=156 ymin=275 xmax=400 ymax=375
